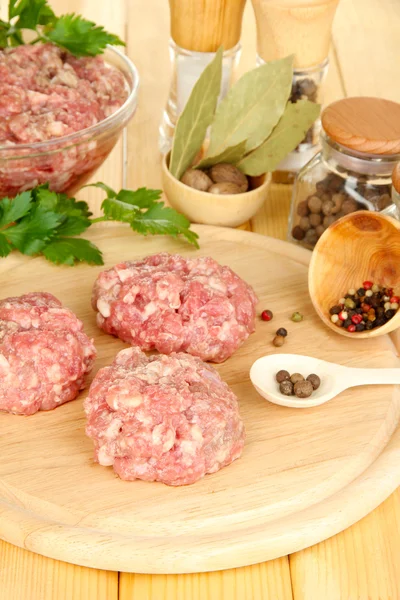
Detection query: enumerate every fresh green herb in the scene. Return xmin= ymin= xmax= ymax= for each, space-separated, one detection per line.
xmin=169 ymin=49 xmax=321 ymax=178
xmin=169 ymin=47 xmax=223 ymax=180
xmin=0 ymin=183 xmax=199 ymax=267
xmin=0 ymin=0 xmax=124 ymax=56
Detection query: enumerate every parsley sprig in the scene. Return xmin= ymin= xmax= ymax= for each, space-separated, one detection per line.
xmin=0 ymin=184 xmax=199 ymax=266
xmin=0 ymin=0 xmax=124 ymax=56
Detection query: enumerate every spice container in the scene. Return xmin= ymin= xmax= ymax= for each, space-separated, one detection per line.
xmin=252 ymin=0 xmax=340 ymax=180
xmin=289 ymin=97 xmax=400 ymax=249
xmin=159 ymin=0 xmax=246 ymax=154
xmin=392 ymin=163 xmax=400 ymax=218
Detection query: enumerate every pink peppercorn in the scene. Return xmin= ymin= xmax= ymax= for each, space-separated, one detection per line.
xmin=347 ymin=324 xmax=356 ymax=332
xmin=390 ymin=296 xmax=399 ymax=304
xmin=363 ymin=281 xmax=373 ymax=290
xmin=351 ymin=314 xmax=363 ymax=325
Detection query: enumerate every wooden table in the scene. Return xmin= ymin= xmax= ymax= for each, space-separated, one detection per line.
xmin=1 ymin=0 xmax=399 ymax=598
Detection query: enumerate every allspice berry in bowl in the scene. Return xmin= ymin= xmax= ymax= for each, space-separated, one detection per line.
xmin=162 ymin=152 xmax=271 ymax=228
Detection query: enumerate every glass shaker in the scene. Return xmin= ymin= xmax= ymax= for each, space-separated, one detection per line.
xmin=289 ymin=97 xmax=400 ymax=249
xmin=251 ymin=0 xmax=340 ymax=182
xmin=159 ymin=0 xmax=246 ymax=154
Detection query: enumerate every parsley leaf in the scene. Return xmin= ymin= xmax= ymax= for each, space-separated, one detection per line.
xmin=0 ymin=181 xmax=199 ymax=266
xmin=0 ymin=191 xmax=32 ymax=226
xmin=131 ymin=203 xmax=200 ymax=248
xmin=5 ymin=205 xmax=63 ymax=254
xmin=1 ymin=1 xmax=124 ymax=56
xmin=47 ymin=13 xmax=124 ymax=56
xmin=43 ymin=238 xmax=103 ymax=266
xmin=10 ymin=0 xmax=55 ymax=29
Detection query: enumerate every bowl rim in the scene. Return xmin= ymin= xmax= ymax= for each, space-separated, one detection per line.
xmin=162 ymin=151 xmax=271 ymax=197
xmin=0 ymin=45 xmax=139 ymax=156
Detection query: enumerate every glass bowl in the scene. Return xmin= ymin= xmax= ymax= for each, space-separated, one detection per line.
xmin=0 ymin=46 xmax=139 ymax=198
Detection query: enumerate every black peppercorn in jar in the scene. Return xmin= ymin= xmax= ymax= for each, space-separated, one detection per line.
xmin=289 ymin=97 xmax=400 ymax=250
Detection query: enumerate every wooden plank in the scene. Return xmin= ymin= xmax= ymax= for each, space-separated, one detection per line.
xmin=290 ymin=488 xmax=400 ymax=600
xmin=332 ymin=0 xmax=400 ymax=101
xmin=119 ymin=560 xmax=293 ymax=600
xmin=0 ymin=542 xmax=118 ymax=600
xmin=49 ymin=0 xmax=127 ymax=216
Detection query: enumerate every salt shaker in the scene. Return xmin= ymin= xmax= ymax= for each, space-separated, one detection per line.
xmin=159 ymin=0 xmax=246 ymax=154
xmin=251 ymin=0 xmax=340 ymax=181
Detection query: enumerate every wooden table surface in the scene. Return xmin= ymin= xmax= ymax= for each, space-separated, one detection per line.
xmin=1 ymin=0 xmax=399 ymax=598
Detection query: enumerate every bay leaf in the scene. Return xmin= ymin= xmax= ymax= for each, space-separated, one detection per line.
xmin=206 ymin=55 xmax=293 ymax=158
xmin=194 ymin=140 xmax=247 ymax=170
xmin=236 ymin=100 xmax=321 ymax=176
xmin=169 ymin=47 xmax=223 ymax=181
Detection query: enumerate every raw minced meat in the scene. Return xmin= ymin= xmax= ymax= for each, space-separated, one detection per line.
xmin=84 ymin=347 xmax=245 ymax=486
xmin=0 ymin=43 xmax=129 ymax=197
xmin=92 ymin=253 xmax=258 ymax=363
xmin=0 ymin=292 xmax=96 ymax=415
xmin=0 ymin=43 xmax=127 ymax=145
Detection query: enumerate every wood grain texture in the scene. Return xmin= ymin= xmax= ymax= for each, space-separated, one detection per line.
xmin=290 ymin=488 xmax=400 ymax=600
xmin=322 ymin=97 xmax=400 ymax=155
xmin=169 ymin=0 xmax=246 ymax=52
xmin=251 ymin=0 xmax=340 ymax=68
xmin=0 ymin=541 xmax=118 ymax=600
xmin=0 ymin=225 xmax=400 ymax=574
xmin=309 ymin=211 xmax=400 ymax=338
xmin=120 ymin=560 xmax=293 ymax=600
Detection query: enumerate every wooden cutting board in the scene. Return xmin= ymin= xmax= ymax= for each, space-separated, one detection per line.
xmin=0 ymin=224 xmax=399 ymax=574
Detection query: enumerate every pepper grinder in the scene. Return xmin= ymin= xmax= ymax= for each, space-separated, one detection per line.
xmin=251 ymin=0 xmax=340 ymax=182
xmin=159 ymin=0 xmax=247 ymax=154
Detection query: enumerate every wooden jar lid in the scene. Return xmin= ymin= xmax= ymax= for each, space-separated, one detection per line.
xmin=321 ymin=97 xmax=400 ymax=155
xmin=393 ymin=163 xmax=400 ymax=193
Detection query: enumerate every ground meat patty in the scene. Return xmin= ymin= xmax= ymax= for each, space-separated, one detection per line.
xmin=92 ymin=253 xmax=258 ymax=362
xmin=84 ymin=347 xmax=245 ymax=486
xmin=0 ymin=292 xmax=96 ymax=415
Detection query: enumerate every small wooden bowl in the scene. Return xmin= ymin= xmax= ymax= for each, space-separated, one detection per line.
xmin=309 ymin=211 xmax=400 ymax=338
xmin=161 ymin=153 xmax=271 ymax=227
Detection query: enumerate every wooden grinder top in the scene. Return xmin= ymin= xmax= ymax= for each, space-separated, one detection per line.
xmin=322 ymin=97 xmax=400 ymax=155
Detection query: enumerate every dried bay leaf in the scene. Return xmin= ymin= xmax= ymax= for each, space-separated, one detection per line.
xmin=206 ymin=55 xmax=293 ymax=158
xmin=236 ymin=100 xmax=321 ymax=176
xmin=169 ymin=47 xmax=223 ymax=181
xmin=194 ymin=140 xmax=247 ymax=170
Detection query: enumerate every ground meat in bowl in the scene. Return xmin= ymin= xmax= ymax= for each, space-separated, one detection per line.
xmin=92 ymin=253 xmax=258 ymax=362
xmin=0 ymin=43 xmax=128 ymax=144
xmin=0 ymin=292 xmax=96 ymax=415
xmin=0 ymin=43 xmax=131 ymax=197
xmin=84 ymin=347 xmax=245 ymax=486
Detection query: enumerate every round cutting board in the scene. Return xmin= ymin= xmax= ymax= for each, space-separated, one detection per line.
xmin=0 ymin=224 xmax=399 ymax=574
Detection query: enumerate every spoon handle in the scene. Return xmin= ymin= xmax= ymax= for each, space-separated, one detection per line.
xmin=345 ymin=367 xmax=400 ymax=386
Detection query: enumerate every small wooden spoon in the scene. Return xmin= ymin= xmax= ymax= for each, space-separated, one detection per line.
xmin=309 ymin=211 xmax=400 ymax=338
xmin=250 ymin=353 xmax=400 ymax=408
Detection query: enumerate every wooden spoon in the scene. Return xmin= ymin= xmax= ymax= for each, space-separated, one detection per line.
xmin=309 ymin=211 xmax=400 ymax=338
xmin=250 ymin=353 xmax=400 ymax=408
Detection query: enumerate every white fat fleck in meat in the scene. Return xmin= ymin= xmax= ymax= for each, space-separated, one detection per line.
xmin=0 ymin=292 xmax=96 ymax=415
xmin=97 ymin=298 xmax=111 ymax=318
xmin=92 ymin=253 xmax=258 ymax=363
xmin=84 ymin=347 xmax=245 ymax=486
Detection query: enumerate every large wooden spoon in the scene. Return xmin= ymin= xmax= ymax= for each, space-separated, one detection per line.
xmin=309 ymin=210 xmax=400 ymax=338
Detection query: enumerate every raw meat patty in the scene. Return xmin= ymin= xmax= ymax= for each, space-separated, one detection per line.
xmin=92 ymin=253 xmax=258 ymax=362
xmin=0 ymin=292 xmax=96 ymax=415
xmin=84 ymin=347 xmax=245 ymax=486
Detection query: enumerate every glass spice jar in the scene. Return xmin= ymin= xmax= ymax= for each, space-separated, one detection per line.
xmin=289 ymin=97 xmax=400 ymax=249
xmin=392 ymin=163 xmax=400 ymax=218
xmin=256 ymin=57 xmax=329 ymax=179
